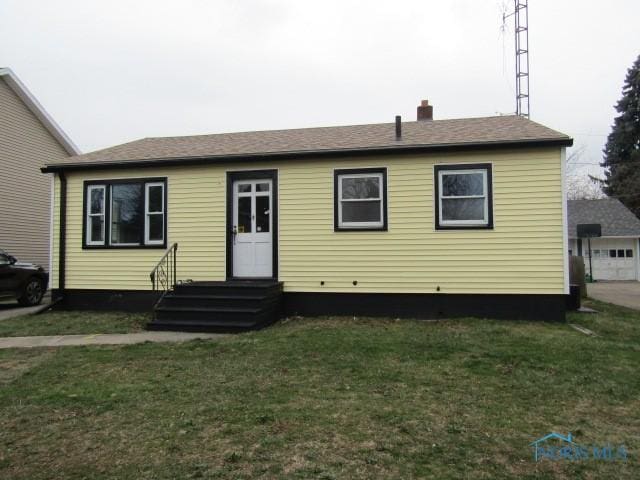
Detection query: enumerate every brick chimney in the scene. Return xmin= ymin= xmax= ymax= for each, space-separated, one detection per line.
xmin=417 ymin=100 xmax=433 ymax=121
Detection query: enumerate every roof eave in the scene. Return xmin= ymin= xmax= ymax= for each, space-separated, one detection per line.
xmin=41 ymin=137 xmax=573 ymax=173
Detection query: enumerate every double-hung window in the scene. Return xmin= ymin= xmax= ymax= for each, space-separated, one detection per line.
xmin=145 ymin=183 xmax=165 ymax=245
xmin=334 ymin=168 xmax=387 ymax=230
xmin=86 ymin=185 xmax=106 ymax=245
xmin=84 ymin=178 xmax=167 ymax=248
xmin=435 ymin=164 xmax=493 ymax=229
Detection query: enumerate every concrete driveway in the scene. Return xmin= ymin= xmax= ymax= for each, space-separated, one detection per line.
xmin=0 ymin=302 xmax=47 ymax=321
xmin=588 ymin=281 xmax=640 ymax=311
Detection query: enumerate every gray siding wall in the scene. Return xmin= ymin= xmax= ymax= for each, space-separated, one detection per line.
xmin=0 ymin=77 xmax=69 ymax=269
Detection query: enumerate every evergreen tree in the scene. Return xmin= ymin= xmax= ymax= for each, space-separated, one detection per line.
xmin=601 ymin=54 xmax=640 ymax=217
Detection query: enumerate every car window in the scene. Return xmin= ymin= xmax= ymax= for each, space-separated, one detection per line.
xmin=0 ymin=255 xmax=9 ymax=266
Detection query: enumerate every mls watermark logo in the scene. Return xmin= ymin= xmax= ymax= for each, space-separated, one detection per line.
xmin=530 ymin=432 xmax=627 ymax=462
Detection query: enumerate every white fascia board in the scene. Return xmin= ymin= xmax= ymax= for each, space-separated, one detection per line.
xmin=0 ymin=67 xmax=80 ymax=156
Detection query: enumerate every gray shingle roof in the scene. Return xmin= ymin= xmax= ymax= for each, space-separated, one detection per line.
xmin=568 ymin=199 xmax=640 ymax=238
xmin=42 ymin=115 xmax=571 ymax=171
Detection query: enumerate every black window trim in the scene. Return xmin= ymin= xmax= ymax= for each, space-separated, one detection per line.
xmin=333 ymin=167 xmax=388 ymax=232
xmin=434 ymin=163 xmax=494 ymax=230
xmin=82 ymin=177 xmax=168 ymax=249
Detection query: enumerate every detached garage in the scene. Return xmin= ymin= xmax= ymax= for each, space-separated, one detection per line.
xmin=568 ymin=199 xmax=640 ymax=281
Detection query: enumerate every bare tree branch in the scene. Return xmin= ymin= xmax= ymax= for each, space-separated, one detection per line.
xmin=566 ymin=145 xmax=606 ymax=200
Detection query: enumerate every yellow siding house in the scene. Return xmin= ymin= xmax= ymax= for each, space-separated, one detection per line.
xmin=42 ymin=104 xmax=573 ymax=330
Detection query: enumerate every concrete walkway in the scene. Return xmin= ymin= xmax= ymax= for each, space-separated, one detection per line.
xmin=0 ymin=332 xmax=225 ymax=349
xmin=588 ymin=281 xmax=640 ymax=311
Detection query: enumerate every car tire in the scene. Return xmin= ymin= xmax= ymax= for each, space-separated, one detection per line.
xmin=18 ymin=277 xmax=44 ymax=307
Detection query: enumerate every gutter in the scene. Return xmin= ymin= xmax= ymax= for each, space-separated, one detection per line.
xmin=41 ymin=137 xmax=573 ymax=173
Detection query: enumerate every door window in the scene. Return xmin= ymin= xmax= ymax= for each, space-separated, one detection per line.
xmin=238 ymin=196 xmax=252 ymax=233
xmin=256 ymin=195 xmax=270 ymax=232
xmin=235 ymin=181 xmax=271 ymax=234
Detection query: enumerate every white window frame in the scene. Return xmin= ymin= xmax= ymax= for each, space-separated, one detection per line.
xmin=86 ymin=185 xmax=106 ymax=246
xmin=144 ymin=182 xmax=165 ymax=245
xmin=337 ymin=172 xmax=384 ymax=229
xmin=438 ymin=168 xmax=489 ymax=227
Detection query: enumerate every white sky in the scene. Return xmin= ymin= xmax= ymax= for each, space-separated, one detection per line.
xmin=1 ymin=0 xmax=639 ymax=178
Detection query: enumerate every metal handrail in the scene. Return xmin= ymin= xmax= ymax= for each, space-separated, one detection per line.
xmin=150 ymin=243 xmax=178 ymax=292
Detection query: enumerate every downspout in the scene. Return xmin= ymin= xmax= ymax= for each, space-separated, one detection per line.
xmin=48 ymin=174 xmax=54 ymax=281
xmin=57 ymin=170 xmax=67 ymax=301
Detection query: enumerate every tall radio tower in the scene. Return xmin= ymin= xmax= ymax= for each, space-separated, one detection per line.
xmin=503 ymin=1 xmax=530 ymax=118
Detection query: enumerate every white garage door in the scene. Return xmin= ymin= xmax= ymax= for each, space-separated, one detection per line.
xmin=582 ymin=238 xmax=637 ymax=281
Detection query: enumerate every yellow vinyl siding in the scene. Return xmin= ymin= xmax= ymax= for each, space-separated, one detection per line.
xmin=52 ymin=147 xmax=564 ymax=294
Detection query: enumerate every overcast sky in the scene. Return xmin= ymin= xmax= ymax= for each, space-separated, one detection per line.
xmin=1 ymin=0 xmax=639 ymax=178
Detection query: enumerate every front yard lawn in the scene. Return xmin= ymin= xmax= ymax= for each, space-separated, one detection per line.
xmin=0 ymin=310 xmax=148 ymax=337
xmin=0 ymin=300 xmax=638 ymax=479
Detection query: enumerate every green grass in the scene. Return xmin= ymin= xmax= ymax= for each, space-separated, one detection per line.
xmin=0 ymin=300 xmax=638 ymax=479
xmin=0 ymin=310 xmax=148 ymax=336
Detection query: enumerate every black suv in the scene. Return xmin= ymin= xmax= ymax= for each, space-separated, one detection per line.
xmin=0 ymin=250 xmax=48 ymax=306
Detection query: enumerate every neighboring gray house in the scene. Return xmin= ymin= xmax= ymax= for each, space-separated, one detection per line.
xmin=568 ymin=198 xmax=640 ymax=281
xmin=0 ymin=67 xmax=79 ymax=272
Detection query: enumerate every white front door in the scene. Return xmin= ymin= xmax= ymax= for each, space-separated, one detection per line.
xmin=232 ymin=179 xmax=273 ymax=278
